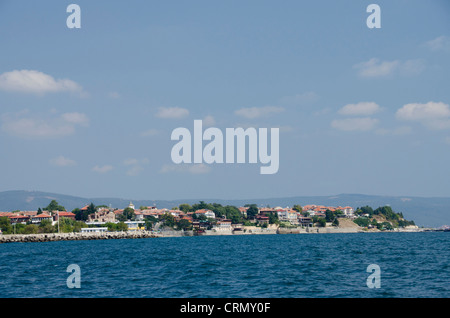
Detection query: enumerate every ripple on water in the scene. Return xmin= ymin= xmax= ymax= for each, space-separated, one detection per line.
xmin=0 ymin=232 xmax=448 ymax=297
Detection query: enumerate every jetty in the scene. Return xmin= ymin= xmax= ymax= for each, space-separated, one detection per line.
xmin=0 ymin=231 xmax=160 ymax=243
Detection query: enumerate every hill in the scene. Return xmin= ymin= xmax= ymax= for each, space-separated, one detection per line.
xmin=0 ymin=190 xmax=448 ymax=228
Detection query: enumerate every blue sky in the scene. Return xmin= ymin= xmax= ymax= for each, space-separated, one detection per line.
xmin=0 ymin=0 xmax=449 ymax=200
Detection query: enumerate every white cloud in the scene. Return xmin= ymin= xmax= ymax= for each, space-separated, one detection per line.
xmin=160 ymin=163 xmax=211 ymax=174
xmin=354 ymin=58 xmax=399 ymax=77
xmin=331 ymin=117 xmax=379 ymax=131
xmin=60 ymin=112 xmax=89 ymax=126
xmin=354 ymin=58 xmax=425 ymax=78
xmin=124 ymin=158 xmax=149 ymax=176
xmin=234 ymin=106 xmax=284 ymax=119
xmin=49 ymin=155 xmax=76 ymax=167
xmin=338 ymin=102 xmax=381 ymax=116
xmin=203 ymin=115 xmax=216 ymax=127
xmin=1 ymin=111 xmax=89 ymax=139
xmin=396 ymin=102 xmax=450 ymax=130
xmin=425 ymin=36 xmax=450 ymax=52
xmin=155 ymin=107 xmax=189 ymax=119
xmin=92 ymin=165 xmax=114 ymax=173
xmin=0 ymin=70 xmax=84 ymax=95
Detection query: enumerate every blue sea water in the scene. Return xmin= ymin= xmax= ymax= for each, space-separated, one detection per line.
xmin=0 ymin=232 xmax=448 ymax=298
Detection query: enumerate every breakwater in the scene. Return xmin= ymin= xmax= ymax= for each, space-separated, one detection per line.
xmin=0 ymin=231 xmax=160 ymax=243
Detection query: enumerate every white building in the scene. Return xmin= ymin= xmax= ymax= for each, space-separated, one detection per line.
xmin=277 ymin=210 xmax=299 ymax=225
xmin=81 ymin=227 xmax=107 ymax=233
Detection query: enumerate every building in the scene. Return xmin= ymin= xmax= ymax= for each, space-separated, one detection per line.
xmin=30 ymin=214 xmax=53 ymax=224
xmin=53 ymin=211 xmax=76 ymax=221
xmin=277 ymin=209 xmax=299 ymax=225
xmin=255 ymin=215 xmax=269 ymax=225
xmin=194 ymin=209 xmax=216 ymax=219
xmin=81 ymin=227 xmax=107 ymax=233
xmin=9 ymin=215 xmax=30 ymax=224
xmin=88 ymin=209 xmax=116 ymax=223
xmin=124 ymin=221 xmax=145 ymax=231
xmin=213 ymin=219 xmax=232 ymax=231
xmin=298 ymin=217 xmax=313 ymax=227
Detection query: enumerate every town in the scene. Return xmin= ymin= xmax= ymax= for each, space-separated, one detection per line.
xmin=0 ymin=199 xmax=419 ymax=239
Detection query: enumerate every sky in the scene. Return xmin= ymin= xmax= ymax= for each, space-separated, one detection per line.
xmin=0 ymin=0 xmax=450 ymax=201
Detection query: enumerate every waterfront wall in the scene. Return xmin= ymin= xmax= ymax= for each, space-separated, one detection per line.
xmin=0 ymin=231 xmax=159 ymax=243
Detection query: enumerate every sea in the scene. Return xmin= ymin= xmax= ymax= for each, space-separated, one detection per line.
xmin=0 ymin=232 xmax=448 ymax=298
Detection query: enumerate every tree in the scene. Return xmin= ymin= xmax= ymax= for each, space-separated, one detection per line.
xmin=325 ymin=210 xmax=335 ymax=222
xmin=356 ymin=206 xmax=373 ymax=217
xmin=293 ymin=205 xmax=302 ymax=213
xmin=23 ymin=224 xmax=39 ymax=234
xmin=316 ymin=218 xmax=326 ymax=227
xmin=0 ymin=216 xmax=13 ymax=234
xmin=179 ymin=203 xmax=193 ymax=213
xmin=144 ymin=216 xmax=158 ymax=230
xmin=123 ymin=207 xmax=135 ymax=220
xmin=160 ymin=212 xmax=175 ymax=228
xmin=72 ymin=208 xmax=86 ymax=221
xmin=37 ymin=207 xmax=43 ymax=215
xmin=192 ymin=201 xmax=212 ymax=211
xmin=116 ymin=222 xmax=128 ymax=231
xmin=177 ymin=219 xmax=192 ymax=231
xmin=224 ymin=205 xmax=242 ymax=223
xmin=86 ymin=203 xmax=97 ymax=215
xmin=268 ymin=212 xmax=279 ymax=224
xmin=246 ymin=205 xmax=259 ymax=219
xmin=332 ymin=218 xmax=340 ymax=227
xmin=38 ymin=219 xmax=56 ymax=233
xmin=354 ymin=217 xmax=369 ymax=228
xmin=44 ymin=200 xmax=66 ymax=212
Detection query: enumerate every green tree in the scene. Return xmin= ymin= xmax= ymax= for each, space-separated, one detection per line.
xmin=246 ymin=205 xmax=259 ymax=219
xmin=144 ymin=216 xmax=158 ymax=230
xmin=117 ymin=214 xmax=127 ymax=222
xmin=224 ymin=205 xmax=242 ymax=223
xmin=160 ymin=212 xmax=176 ymax=228
xmin=268 ymin=212 xmax=279 ymax=224
xmin=316 ymin=217 xmax=326 ymax=227
xmin=179 ymin=203 xmax=193 ymax=213
xmin=123 ymin=207 xmax=135 ymax=220
xmin=293 ymin=205 xmax=302 ymax=213
xmin=105 ymin=222 xmax=117 ymax=232
xmin=354 ymin=217 xmax=369 ymax=228
xmin=116 ymin=222 xmax=128 ymax=231
xmin=23 ymin=224 xmax=39 ymax=234
xmin=356 ymin=206 xmax=373 ymax=217
xmin=325 ymin=209 xmax=335 ymax=222
xmin=177 ymin=219 xmax=192 ymax=231
xmin=37 ymin=207 xmax=43 ymax=215
xmin=38 ymin=219 xmax=56 ymax=233
xmin=44 ymin=200 xmax=66 ymax=212
xmin=72 ymin=208 xmax=86 ymax=221
xmin=332 ymin=218 xmax=340 ymax=227
xmin=0 ymin=216 xmax=13 ymax=234
xmin=86 ymin=203 xmax=97 ymax=215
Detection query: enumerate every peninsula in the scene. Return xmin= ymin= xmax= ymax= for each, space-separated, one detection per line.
xmin=0 ymin=198 xmax=428 ymax=243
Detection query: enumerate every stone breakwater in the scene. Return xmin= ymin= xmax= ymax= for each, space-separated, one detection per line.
xmin=0 ymin=231 xmax=160 ymax=243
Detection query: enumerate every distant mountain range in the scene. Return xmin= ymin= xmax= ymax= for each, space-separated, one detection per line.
xmin=0 ymin=190 xmax=448 ymax=228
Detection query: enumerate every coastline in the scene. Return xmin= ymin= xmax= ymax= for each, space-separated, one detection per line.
xmin=0 ymin=225 xmax=431 ymax=243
